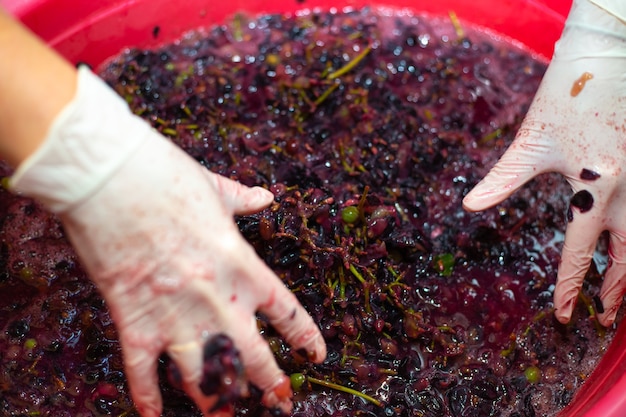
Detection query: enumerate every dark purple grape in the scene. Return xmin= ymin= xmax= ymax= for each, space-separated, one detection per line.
xmin=472 ymin=379 xmax=499 ymax=401
xmin=6 ymin=319 xmax=29 ymax=339
xmin=570 ymin=190 xmax=594 ymax=213
xmin=398 ymin=355 xmax=423 ymax=380
xmin=447 ymin=386 xmax=470 ymax=417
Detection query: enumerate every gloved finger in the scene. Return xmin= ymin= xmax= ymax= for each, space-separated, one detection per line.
xmin=228 ymin=315 xmax=295 ymax=414
xmin=597 ymin=231 xmax=626 ymax=327
xmin=167 ymin=336 xmax=244 ymax=416
xmin=463 ymin=119 xmax=557 ymax=212
xmin=253 ymin=261 xmax=326 ymax=363
xmin=553 ymin=207 xmax=603 ymax=324
xmin=118 ymin=340 xmax=163 ymax=417
xmin=202 ymin=169 xmax=274 ymax=215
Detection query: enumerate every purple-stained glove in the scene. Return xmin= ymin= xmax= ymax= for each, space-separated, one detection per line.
xmin=10 ymin=66 xmax=326 ymax=416
xmin=463 ymin=0 xmax=626 ymax=327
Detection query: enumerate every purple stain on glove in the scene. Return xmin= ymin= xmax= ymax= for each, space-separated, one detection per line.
xmin=570 ymin=190 xmax=594 ymax=213
xmin=165 ymin=333 xmax=248 ymax=412
xmin=567 ymin=207 xmax=574 ymax=223
xmin=580 ymin=168 xmax=600 ymax=181
xmin=199 ymin=333 xmax=247 ymax=412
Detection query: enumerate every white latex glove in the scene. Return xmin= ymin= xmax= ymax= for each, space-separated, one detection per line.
xmin=10 ymin=66 xmax=326 ymax=416
xmin=463 ymin=0 xmax=626 ymax=327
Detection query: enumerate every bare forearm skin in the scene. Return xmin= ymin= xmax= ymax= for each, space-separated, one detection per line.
xmin=0 ymin=9 xmax=77 ymax=167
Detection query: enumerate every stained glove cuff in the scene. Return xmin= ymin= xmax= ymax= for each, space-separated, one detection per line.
xmin=9 ymin=66 xmax=150 ymax=213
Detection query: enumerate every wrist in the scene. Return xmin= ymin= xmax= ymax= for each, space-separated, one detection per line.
xmin=552 ymin=0 xmax=626 ymax=63
xmin=588 ymin=0 xmax=626 ymax=24
xmin=566 ymin=0 xmax=626 ymax=40
xmin=9 ymin=66 xmax=150 ymax=213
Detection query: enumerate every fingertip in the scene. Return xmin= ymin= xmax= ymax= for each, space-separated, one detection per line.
xmin=305 ymin=334 xmax=327 ymax=364
xmin=554 ymin=309 xmax=572 ymax=324
xmin=258 ymin=289 xmax=325 ymax=364
xmin=232 ymin=184 xmax=274 ymax=215
xmin=251 ymin=186 xmax=275 ymax=206
xmin=464 ymin=138 xmax=549 ymax=212
xmin=230 ymin=320 xmax=294 ymax=412
xmin=127 ymin=376 xmax=164 ymax=417
xmin=596 ymin=247 xmax=626 ymax=327
xmin=554 ymin=295 xmax=576 ymax=324
xmin=203 ymin=170 xmax=274 ymax=214
xmin=597 ymin=290 xmax=624 ymax=327
xmin=596 ymin=292 xmax=619 ymax=326
xmin=121 ymin=348 xmax=163 ymax=417
xmin=261 ymin=374 xmax=294 ymax=414
xmin=462 ymin=182 xmax=507 ymax=212
xmin=462 ymin=192 xmax=487 ymax=212
xmin=554 ymin=228 xmax=600 ymax=325
xmin=597 ymin=310 xmax=617 ymax=327
xmin=299 ymin=330 xmax=327 ymax=364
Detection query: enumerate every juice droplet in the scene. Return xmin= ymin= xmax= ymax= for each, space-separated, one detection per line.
xmin=570 ymin=72 xmax=593 ymax=97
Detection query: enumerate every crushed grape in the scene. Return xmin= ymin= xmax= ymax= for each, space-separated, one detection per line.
xmin=0 ymin=7 xmax=618 ymax=417
xmin=199 ymin=334 xmax=246 ymax=411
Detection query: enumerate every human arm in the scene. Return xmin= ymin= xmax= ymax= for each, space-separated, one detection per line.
xmin=0 ymin=9 xmax=76 ymax=166
xmin=0 ymin=9 xmax=326 ymax=416
xmin=463 ymin=0 xmax=626 ymax=326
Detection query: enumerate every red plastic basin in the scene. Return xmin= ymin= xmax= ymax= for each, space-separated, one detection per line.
xmin=2 ymin=0 xmax=625 ymax=416
xmin=2 ymin=0 xmax=571 ymax=67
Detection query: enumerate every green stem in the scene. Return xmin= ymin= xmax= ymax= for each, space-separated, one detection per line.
xmin=348 ymin=264 xmax=371 ymax=312
xmin=339 ymin=267 xmax=346 ymax=299
xmin=357 ymin=186 xmax=369 ymax=222
xmin=500 ymin=333 xmax=516 ymax=358
xmin=314 ymin=83 xmax=340 ymax=107
xmin=348 ymin=263 xmax=366 ymax=284
xmin=118 ymin=407 xmax=137 ymax=417
xmin=162 ymin=128 xmax=178 ymax=137
xmin=578 ymin=292 xmax=606 ymax=337
xmin=448 ymin=11 xmax=465 ymax=38
xmin=306 ymin=376 xmax=382 ymax=407
xmin=327 ymin=45 xmax=372 ymax=80
xmin=478 ymin=128 xmax=502 ymax=145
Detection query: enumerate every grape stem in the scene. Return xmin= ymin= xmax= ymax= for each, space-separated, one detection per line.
xmin=314 ymin=83 xmax=340 ymax=107
xmin=118 ymin=407 xmax=137 ymax=417
xmin=448 ymin=11 xmax=465 ymax=39
xmin=327 ymin=45 xmax=372 ymax=80
xmin=305 ymin=376 xmax=383 ymax=407
xmin=578 ymin=292 xmax=606 ymax=337
xmin=348 ymin=263 xmax=372 ymax=313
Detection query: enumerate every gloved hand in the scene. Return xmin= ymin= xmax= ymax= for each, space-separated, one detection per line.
xmin=463 ymin=0 xmax=626 ymax=327
xmin=10 ymin=66 xmax=327 ymax=416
